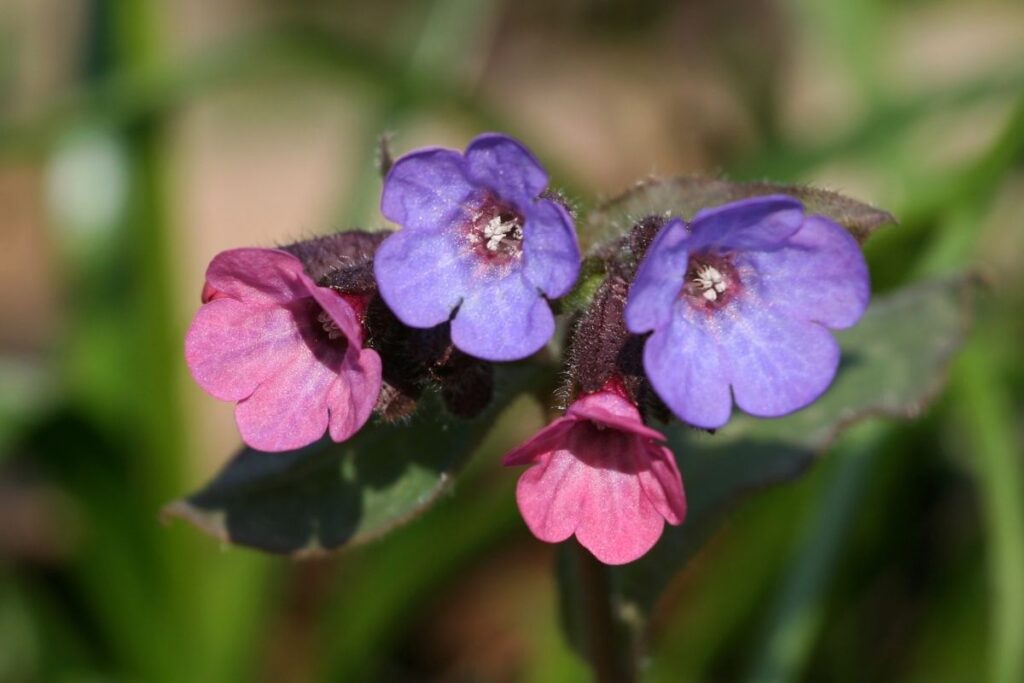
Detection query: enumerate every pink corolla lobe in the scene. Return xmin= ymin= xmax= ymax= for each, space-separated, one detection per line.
xmin=185 ymin=248 xmax=382 ymax=452
xmin=502 ymin=384 xmax=686 ymax=565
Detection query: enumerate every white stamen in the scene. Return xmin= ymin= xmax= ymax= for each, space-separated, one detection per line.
xmin=482 ymin=215 xmax=522 ymax=251
xmin=693 ymin=265 xmax=727 ymax=301
xmin=317 ymin=311 xmax=345 ymax=340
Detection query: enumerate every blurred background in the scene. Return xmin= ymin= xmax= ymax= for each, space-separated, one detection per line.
xmin=1 ymin=0 xmax=1023 ymax=681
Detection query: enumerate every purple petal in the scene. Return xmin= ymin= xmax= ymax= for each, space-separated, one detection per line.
xmin=624 ymin=219 xmax=690 ymax=333
xmin=374 ymin=227 xmax=469 ymax=328
xmin=643 ymin=306 xmax=734 ymax=429
xmin=689 ymin=195 xmax=804 ymax=252
xmin=720 ymin=300 xmax=841 ymax=418
xmin=233 ymin=338 xmax=344 ymax=452
xmin=185 ymin=298 xmax=300 ymax=401
xmin=380 ymin=148 xmax=476 ymax=232
xmin=450 ymin=275 xmax=554 ymax=361
xmin=522 ymin=199 xmax=580 ymax=298
xmin=740 ymin=215 xmax=869 ymax=329
xmin=204 ymin=248 xmax=309 ymax=305
xmin=464 ymin=133 xmax=548 ymax=205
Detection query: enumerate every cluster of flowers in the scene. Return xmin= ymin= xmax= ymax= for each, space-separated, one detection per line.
xmin=186 ymin=134 xmax=869 ymax=564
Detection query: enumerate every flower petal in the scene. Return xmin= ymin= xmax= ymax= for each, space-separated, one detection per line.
xmin=514 ymin=446 xmax=586 ymax=546
xmin=450 ymin=276 xmax=554 ymax=361
xmin=569 ymin=430 xmax=668 ymax=565
xmin=380 ymin=148 xmax=476 ymax=232
xmin=204 ymin=248 xmax=310 ymax=305
xmin=636 ymin=443 xmax=687 ymax=526
xmin=643 ymin=306 xmax=734 ymax=429
xmin=502 ymin=418 xmax=576 ymax=466
xmin=624 ymin=219 xmax=690 ymax=333
xmin=522 ymin=199 xmax=580 ymax=298
xmin=464 ymin=133 xmax=548 ymax=205
xmin=327 ymin=347 xmax=382 ymax=442
xmin=567 ymin=391 xmax=666 ymax=442
xmin=233 ymin=341 xmax=344 ymax=452
xmin=306 ymin=283 xmax=364 ymax=347
xmin=741 ymin=215 xmax=869 ymax=329
xmin=720 ymin=300 xmax=841 ymax=418
xmin=689 ymin=195 xmax=804 ymax=252
xmin=185 ymin=297 xmax=300 ymax=401
xmin=374 ymin=227 xmax=469 ymax=328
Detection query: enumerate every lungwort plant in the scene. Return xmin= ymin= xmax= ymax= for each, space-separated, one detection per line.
xmin=166 ymin=132 xmax=972 ymax=678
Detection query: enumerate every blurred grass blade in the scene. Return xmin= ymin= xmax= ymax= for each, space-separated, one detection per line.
xmin=743 ymin=421 xmax=888 ymax=683
xmin=956 ymin=342 xmax=1024 ymax=683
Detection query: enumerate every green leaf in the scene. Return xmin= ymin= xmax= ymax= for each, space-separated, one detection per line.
xmin=582 ymin=176 xmax=896 ymax=252
xmin=555 ymin=275 xmax=973 ymax=663
xmin=164 ymin=365 xmax=547 ymax=557
xmin=619 ymin=275 xmax=973 ymax=610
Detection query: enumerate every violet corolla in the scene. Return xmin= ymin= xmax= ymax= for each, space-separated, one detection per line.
xmin=624 ymin=196 xmax=869 ymax=429
xmin=374 ymin=133 xmax=580 ymax=361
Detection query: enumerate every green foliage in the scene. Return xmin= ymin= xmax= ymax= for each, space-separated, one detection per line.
xmin=1 ymin=0 xmax=1021 ymax=681
xmin=555 ymin=275 xmax=974 ymax=676
xmin=165 ymin=366 xmax=546 ymax=555
xmin=583 ymin=176 xmax=896 ymax=253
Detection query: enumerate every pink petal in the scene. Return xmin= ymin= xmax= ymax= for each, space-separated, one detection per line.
xmin=502 ymin=418 xmax=576 ymax=466
xmin=636 ymin=443 xmax=687 ymax=526
xmin=569 ymin=430 xmax=667 ymax=565
xmin=204 ymin=248 xmax=311 ymax=305
xmin=233 ymin=340 xmax=345 ymax=452
xmin=515 ymin=444 xmax=589 ymax=545
xmin=306 ymin=281 xmax=365 ymax=348
xmin=328 ymin=347 xmax=382 ymax=442
xmin=514 ymin=426 xmax=671 ymax=565
xmin=567 ymin=391 xmax=666 ymax=442
xmin=185 ymin=297 xmax=300 ymax=401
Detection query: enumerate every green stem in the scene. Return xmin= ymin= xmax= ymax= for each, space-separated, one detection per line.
xmin=575 ymin=542 xmax=634 ymax=683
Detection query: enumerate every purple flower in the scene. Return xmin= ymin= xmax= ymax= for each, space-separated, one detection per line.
xmin=374 ymin=133 xmax=580 ymax=361
xmin=624 ymin=196 xmax=870 ymax=429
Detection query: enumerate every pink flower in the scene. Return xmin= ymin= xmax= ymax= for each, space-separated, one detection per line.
xmin=185 ymin=248 xmax=382 ymax=452
xmin=502 ymin=386 xmax=687 ymax=564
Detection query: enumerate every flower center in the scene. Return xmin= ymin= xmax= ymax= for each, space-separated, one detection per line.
xmin=463 ymin=193 xmax=525 ymax=268
xmin=317 ymin=310 xmax=346 ymax=340
xmin=481 ymin=214 xmax=524 ymax=252
xmin=692 ymin=264 xmax=728 ymax=302
xmin=682 ymin=253 xmax=739 ymax=309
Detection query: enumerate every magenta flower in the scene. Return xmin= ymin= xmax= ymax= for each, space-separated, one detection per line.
xmin=502 ymin=385 xmax=687 ymax=565
xmin=624 ymin=196 xmax=870 ymax=429
xmin=374 ymin=133 xmax=580 ymax=361
xmin=185 ymin=248 xmax=382 ymax=452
